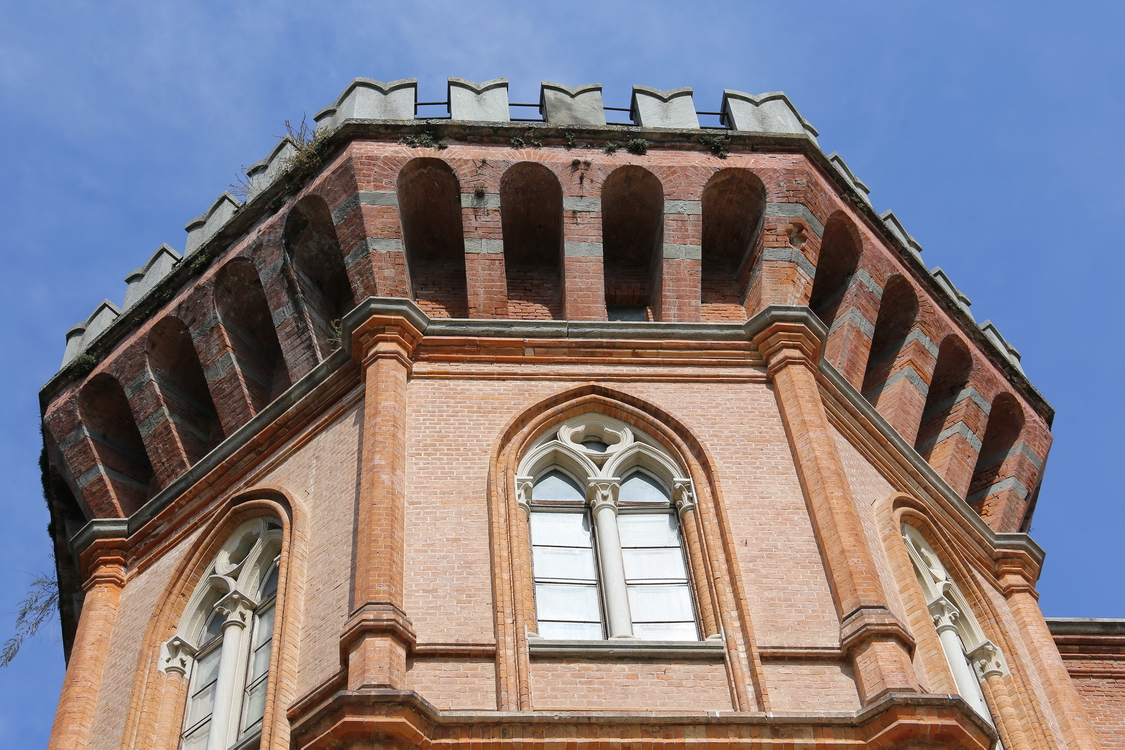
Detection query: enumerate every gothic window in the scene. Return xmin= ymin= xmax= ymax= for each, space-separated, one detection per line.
xmin=518 ymin=415 xmax=699 ymax=641
xmin=902 ymin=525 xmax=1008 ymax=739
xmin=161 ymin=518 xmax=283 ymax=750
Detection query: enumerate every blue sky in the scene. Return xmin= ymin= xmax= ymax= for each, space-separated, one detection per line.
xmin=1 ymin=1 xmax=1122 ymax=745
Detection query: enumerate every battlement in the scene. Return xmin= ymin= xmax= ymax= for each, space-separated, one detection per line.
xmin=41 ymin=76 xmax=1052 ymax=543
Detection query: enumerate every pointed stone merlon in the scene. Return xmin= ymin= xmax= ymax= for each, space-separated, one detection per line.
xmin=828 ymin=152 xmax=871 ymax=206
xmin=185 ymin=193 xmax=242 ymax=256
xmin=980 ymin=320 xmax=1024 ymax=374
xmin=124 ymin=244 xmax=182 ymax=309
xmin=721 ymin=90 xmax=818 ymax=140
xmin=540 ymin=82 xmax=606 ymax=125
xmin=448 ymin=78 xmax=509 ymax=122
xmin=245 ymin=137 xmax=299 ymax=199
xmin=880 ymin=210 xmax=924 ymax=259
xmin=62 ymin=300 xmax=122 ymax=367
xmin=314 ymin=78 xmax=417 ymax=132
xmin=930 ymin=267 xmax=973 ymax=318
xmin=631 ymin=86 xmax=699 ymax=129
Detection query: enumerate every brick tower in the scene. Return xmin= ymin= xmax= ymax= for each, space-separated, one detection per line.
xmin=39 ymin=77 xmax=1123 ymax=750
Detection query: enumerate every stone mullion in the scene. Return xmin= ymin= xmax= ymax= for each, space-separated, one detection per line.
xmin=753 ymin=314 xmax=918 ymax=705
xmin=561 ymin=197 xmax=605 ymax=320
xmin=342 ymin=315 xmax=421 ymax=691
xmin=47 ymin=541 xmax=128 ymax=750
xmin=657 ymin=204 xmax=701 ymax=322
xmin=999 ymin=565 xmax=1104 ymax=749
xmin=462 ymin=193 xmax=507 ymax=318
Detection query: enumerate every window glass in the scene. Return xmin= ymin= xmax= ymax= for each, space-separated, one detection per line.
xmin=533 ymin=546 xmax=597 ymax=581
xmin=533 ymin=470 xmax=585 ymax=502
xmin=259 ymin=564 xmax=279 ymax=600
xmin=618 ymin=513 xmax=679 ymax=546
xmin=201 ymin=609 xmax=225 ymax=643
xmin=619 ymin=511 xmax=697 ymax=641
xmin=530 ymin=511 xmax=592 ymax=548
xmin=618 ymin=472 xmax=669 ymax=505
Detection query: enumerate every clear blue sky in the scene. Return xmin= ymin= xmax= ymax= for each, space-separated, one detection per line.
xmin=1 ymin=1 xmax=1122 ymax=745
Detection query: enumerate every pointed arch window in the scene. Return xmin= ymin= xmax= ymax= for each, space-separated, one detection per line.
xmin=902 ymin=525 xmax=1008 ymax=744
xmin=162 ymin=518 xmax=282 ymax=750
xmin=518 ymin=416 xmax=699 ymax=641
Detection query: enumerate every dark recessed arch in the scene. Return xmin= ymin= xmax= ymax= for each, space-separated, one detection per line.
xmin=861 ymin=275 xmax=919 ymax=399
xmin=147 ymin=316 xmax=223 ymax=464
xmin=808 ymin=212 xmax=863 ymax=326
xmin=500 ymin=162 xmax=564 ymax=319
xmin=969 ymin=392 xmax=1025 ymax=501
xmin=397 ymin=158 xmax=468 ymax=318
xmin=700 ymin=168 xmax=765 ymax=317
xmin=915 ymin=335 xmax=973 ymax=459
xmin=601 ymin=166 xmax=663 ymax=320
xmin=78 ymin=372 xmax=155 ymax=515
xmin=214 ymin=258 xmax=291 ymax=414
xmin=283 ymin=195 xmax=356 ymax=351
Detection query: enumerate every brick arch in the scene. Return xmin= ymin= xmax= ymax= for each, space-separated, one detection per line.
xmin=119 ymin=487 xmax=306 ymax=750
xmin=699 ymin=168 xmax=765 ymax=322
xmin=213 ymin=258 xmax=292 ymax=415
xmin=282 ymin=194 xmax=357 ymax=357
xmin=146 ymin=315 xmax=223 ymax=466
xmin=601 ymin=166 xmax=663 ymax=320
xmin=396 ymin=157 xmax=468 ymax=318
xmin=499 ymin=161 xmax=563 ymax=319
xmin=808 ymin=211 xmax=863 ymax=327
xmin=485 ymin=383 xmax=766 ymax=713
xmin=77 ymin=372 xmax=156 ymax=516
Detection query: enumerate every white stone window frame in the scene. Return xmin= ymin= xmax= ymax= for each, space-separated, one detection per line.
xmin=902 ymin=524 xmax=1008 ymax=733
xmin=517 ymin=414 xmax=702 ymax=642
xmin=160 ymin=517 xmax=283 ymax=750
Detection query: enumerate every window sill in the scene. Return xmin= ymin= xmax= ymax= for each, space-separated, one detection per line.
xmin=528 ymin=638 xmax=725 ymax=660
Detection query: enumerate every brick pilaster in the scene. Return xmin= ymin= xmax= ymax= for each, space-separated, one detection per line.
xmin=561 ymin=196 xmax=605 ymax=320
xmin=47 ymin=539 xmax=128 ymax=750
xmin=462 ymin=192 xmax=507 ymax=318
xmin=343 ymin=313 xmax=421 ymax=690
xmin=998 ymin=560 xmax=1104 ymax=749
xmin=753 ymin=309 xmax=918 ymax=704
xmin=656 ymin=201 xmax=702 ymax=322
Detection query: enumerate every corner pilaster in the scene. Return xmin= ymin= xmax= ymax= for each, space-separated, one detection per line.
xmin=345 ymin=311 xmax=424 ymax=691
xmin=750 ymin=306 xmax=918 ymax=704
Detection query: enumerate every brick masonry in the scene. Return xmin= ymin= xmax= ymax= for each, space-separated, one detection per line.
xmin=37 ymin=118 xmax=1108 ymax=750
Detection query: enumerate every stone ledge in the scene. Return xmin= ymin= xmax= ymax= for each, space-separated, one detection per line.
xmin=528 ymin=638 xmax=725 ymax=660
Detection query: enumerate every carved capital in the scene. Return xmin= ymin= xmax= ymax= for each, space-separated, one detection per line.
xmin=751 ymin=320 xmax=823 ymax=378
xmin=215 ymin=590 xmax=256 ymax=630
xmin=928 ymin=596 xmax=961 ymax=634
xmin=969 ymin=640 xmax=1007 ymax=680
xmin=160 ymin=635 xmax=198 ymax=676
xmin=672 ymin=479 xmax=696 ymax=516
xmin=587 ymin=480 xmax=620 ymax=513
xmin=515 ymin=476 xmax=534 ymax=519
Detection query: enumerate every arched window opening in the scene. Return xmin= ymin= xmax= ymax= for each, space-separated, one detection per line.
xmin=861 ymin=276 xmax=919 ymax=401
xmin=969 ymin=393 xmax=1025 ymax=505
xmin=602 ymin=166 xmax=663 ymax=321
xmin=147 ymin=316 xmax=223 ymax=465
xmin=283 ymin=196 xmax=356 ymax=352
xmin=214 ymin=259 xmax=291 ymax=414
xmin=808 ymin=213 xmax=862 ymax=326
xmin=397 ymin=158 xmax=468 ymax=318
xmin=519 ymin=415 xmax=698 ymax=641
xmin=78 ymin=373 xmax=155 ymax=515
xmin=500 ymin=162 xmax=564 ymax=319
xmin=45 ymin=467 xmax=87 ymax=658
xmin=915 ymin=336 xmax=973 ymax=459
xmin=700 ymin=169 xmax=765 ymax=320
xmin=902 ymin=525 xmax=1007 ymax=734
xmin=163 ymin=517 xmax=283 ymax=750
